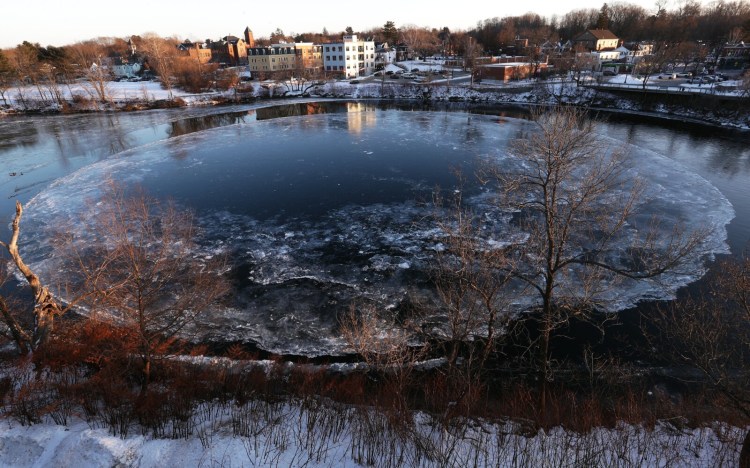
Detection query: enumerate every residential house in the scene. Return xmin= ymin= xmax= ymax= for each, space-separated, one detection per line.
xmin=718 ymin=42 xmax=750 ymax=70
xmin=374 ymin=43 xmax=396 ymax=70
xmin=575 ymin=50 xmax=621 ymax=72
xmin=111 ymin=59 xmax=142 ymax=78
xmin=322 ymin=35 xmax=376 ymax=78
xmin=573 ymin=29 xmax=619 ymax=52
xmin=623 ymin=42 xmax=654 ymax=63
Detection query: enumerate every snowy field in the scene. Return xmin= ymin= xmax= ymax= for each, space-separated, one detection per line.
xmin=0 ymin=408 xmax=744 ymax=467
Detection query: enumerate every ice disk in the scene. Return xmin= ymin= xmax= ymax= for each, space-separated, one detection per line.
xmin=18 ymin=111 xmax=734 ymax=356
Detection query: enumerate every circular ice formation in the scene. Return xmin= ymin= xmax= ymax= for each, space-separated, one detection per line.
xmin=21 ymin=110 xmax=734 ymax=356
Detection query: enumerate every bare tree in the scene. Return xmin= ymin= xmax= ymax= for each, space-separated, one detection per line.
xmin=139 ymin=34 xmax=179 ymax=100
xmin=0 ymin=49 xmax=12 ymax=106
xmin=649 ymin=255 xmax=750 ymax=466
xmin=67 ymin=41 xmax=113 ymax=104
xmin=481 ymin=105 xmax=708 ymax=409
xmin=432 ymin=185 xmax=514 ymax=370
xmin=571 ymin=45 xmax=598 ymax=86
xmin=57 ymin=182 xmax=229 ymax=392
xmin=633 ymin=42 xmax=677 ymax=90
xmin=340 ymin=303 xmax=425 ymax=412
xmin=0 ymin=202 xmax=66 ymax=354
xmin=400 ymin=25 xmax=440 ymax=59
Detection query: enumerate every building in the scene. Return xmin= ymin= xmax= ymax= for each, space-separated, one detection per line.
xmin=573 ymin=29 xmax=619 ymax=52
xmin=476 ymin=60 xmax=549 ymax=82
xmin=178 ymin=40 xmax=212 ymax=64
xmin=718 ymin=42 xmax=750 ymax=70
xmin=243 ymin=27 xmax=255 ymax=48
xmin=210 ymin=36 xmax=248 ymax=66
xmin=247 ymin=42 xmax=323 ymax=78
xmin=374 ymin=43 xmax=396 ymax=70
xmin=622 ymin=42 xmax=654 ymax=63
xmin=322 ymin=35 xmax=376 ymax=78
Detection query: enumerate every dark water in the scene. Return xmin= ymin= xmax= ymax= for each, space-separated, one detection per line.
xmin=0 ymin=100 xmax=747 ymax=355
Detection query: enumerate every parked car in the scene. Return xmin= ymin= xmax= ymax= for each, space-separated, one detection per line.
xmin=401 ymin=73 xmax=416 ymax=79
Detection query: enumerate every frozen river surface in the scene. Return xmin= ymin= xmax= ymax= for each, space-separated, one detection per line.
xmin=0 ymin=102 xmax=746 ymax=355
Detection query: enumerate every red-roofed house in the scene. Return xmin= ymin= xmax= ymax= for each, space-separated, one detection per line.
xmin=573 ymin=29 xmax=620 ymax=51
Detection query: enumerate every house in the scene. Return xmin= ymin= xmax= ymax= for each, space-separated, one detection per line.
xmin=623 ymin=42 xmax=654 ymax=63
xmin=322 ymin=35 xmax=376 ymax=78
xmin=575 ymin=50 xmax=620 ymax=72
xmin=111 ymin=61 xmax=142 ymax=78
xmin=541 ymin=40 xmax=571 ymax=55
xmin=718 ymin=42 xmax=750 ymax=70
xmin=614 ymin=45 xmax=630 ymax=61
xmin=573 ymin=29 xmax=619 ymax=51
xmin=374 ymin=43 xmax=396 ymax=70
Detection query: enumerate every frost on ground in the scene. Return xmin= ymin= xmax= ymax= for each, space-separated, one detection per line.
xmin=0 ymin=406 xmax=744 ymax=467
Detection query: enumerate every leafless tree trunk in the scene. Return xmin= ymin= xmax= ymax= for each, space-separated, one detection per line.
xmin=432 ymin=184 xmax=514 ymax=371
xmin=139 ymin=35 xmax=179 ymax=100
xmin=0 ymin=202 xmax=65 ymax=352
xmin=481 ymin=105 xmax=709 ymax=411
xmin=57 ymin=181 xmax=229 ymax=393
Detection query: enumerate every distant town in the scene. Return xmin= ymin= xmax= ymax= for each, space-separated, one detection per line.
xmin=0 ymin=2 xmax=749 ymax=107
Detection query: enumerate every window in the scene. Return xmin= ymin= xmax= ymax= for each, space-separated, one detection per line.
xmin=339 ymin=55 xmax=343 ymax=60
xmin=325 ymin=46 xmax=330 ymax=52
xmin=338 ymin=46 xmax=342 ymax=51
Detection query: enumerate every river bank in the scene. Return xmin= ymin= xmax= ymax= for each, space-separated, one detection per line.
xmin=2 ymin=78 xmax=749 ymax=131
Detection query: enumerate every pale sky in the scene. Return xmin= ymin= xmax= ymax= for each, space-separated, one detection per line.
xmin=0 ymin=0 xmax=703 ymax=49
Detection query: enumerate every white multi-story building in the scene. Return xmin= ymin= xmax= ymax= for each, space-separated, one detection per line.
xmin=322 ymin=35 xmax=376 ymax=78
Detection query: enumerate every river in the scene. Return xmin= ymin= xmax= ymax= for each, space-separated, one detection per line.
xmin=0 ymin=100 xmax=747 ymax=356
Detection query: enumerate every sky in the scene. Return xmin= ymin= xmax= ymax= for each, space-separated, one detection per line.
xmin=0 ymin=0 xmax=707 ymax=49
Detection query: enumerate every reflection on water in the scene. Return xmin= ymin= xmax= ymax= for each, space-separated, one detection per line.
xmin=0 ymin=100 xmax=748 ymax=252
xmin=168 ymin=111 xmax=257 ymax=138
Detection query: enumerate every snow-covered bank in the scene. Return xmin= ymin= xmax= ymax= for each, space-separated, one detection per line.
xmin=2 ymin=78 xmax=748 ymax=131
xmin=0 ymin=409 xmax=743 ymax=467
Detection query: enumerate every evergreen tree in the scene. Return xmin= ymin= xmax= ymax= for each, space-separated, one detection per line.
xmin=382 ymin=21 xmax=399 ymax=45
xmin=597 ymin=3 xmax=610 ymax=29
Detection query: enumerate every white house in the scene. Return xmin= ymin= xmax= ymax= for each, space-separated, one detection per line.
xmin=322 ymin=35 xmax=376 ymax=78
xmin=374 ymin=43 xmax=397 ymax=70
xmin=112 ymin=62 xmax=142 ymax=78
xmin=614 ymin=46 xmax=630 ymax=61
